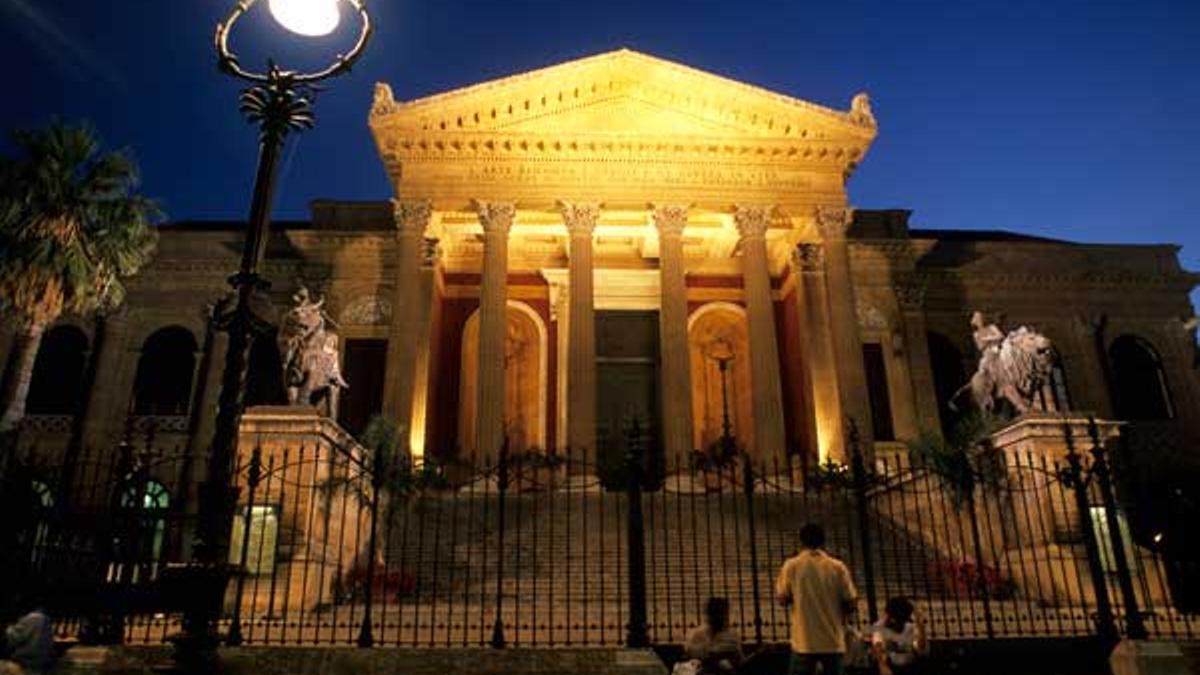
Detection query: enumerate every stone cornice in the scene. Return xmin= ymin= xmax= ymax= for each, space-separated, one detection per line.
xmin=917 ymin=268 xmax=1199 ymax=290
xmin=376 ymin=132 xmax=866 ymax=171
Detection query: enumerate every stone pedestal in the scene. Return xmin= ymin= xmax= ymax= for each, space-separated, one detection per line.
xmin=988 ymin=412 xmax=1124 ymax=605
xmin=234 ymin=407 xmax=371 ymax=614
xmin=990 ymin=412 xmax=1122 ymax=542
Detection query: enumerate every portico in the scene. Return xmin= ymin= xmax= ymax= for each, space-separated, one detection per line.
xmin=368 ymin=49 xmax=882 ymax=467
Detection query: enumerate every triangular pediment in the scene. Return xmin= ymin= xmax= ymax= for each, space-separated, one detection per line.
xmin=370 ymin=49 xmax=876 ymax=142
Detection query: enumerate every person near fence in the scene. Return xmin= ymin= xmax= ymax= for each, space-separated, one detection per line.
xmin=775 ymin=523 xmax=858 ymax=675
xmin=680 ymin=597 xmax=743 ymax=674
xmin=870 ymin=597 xmax=927 ymax=675
xmin=1 ymin=601 xmax=54 ymax=675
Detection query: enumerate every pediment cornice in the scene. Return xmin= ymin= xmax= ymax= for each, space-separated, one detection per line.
xmin=371 ymin=50 xmax=875 ymax=143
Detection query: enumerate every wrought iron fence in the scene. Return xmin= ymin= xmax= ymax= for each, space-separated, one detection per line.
xmin=0 ymin=418 xmax=1195 ymax=648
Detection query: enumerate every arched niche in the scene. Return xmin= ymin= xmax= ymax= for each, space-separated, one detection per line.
xmin=688 ymin=302 xmax=754 ymax=455
xmin=458 ymin=301 xmax=548 ymax=455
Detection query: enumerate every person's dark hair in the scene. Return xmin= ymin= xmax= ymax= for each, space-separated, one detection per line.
xmin=885 ymin=596 xmax=914 ymax=626
xmin=705 ymin=597 xmax=730 ymax=633
xmin=799 ymin=523 xmax=826 ymax=549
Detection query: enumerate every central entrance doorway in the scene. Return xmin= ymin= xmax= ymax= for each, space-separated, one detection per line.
xmin=595 ymin=311 xmax=663 ymax=487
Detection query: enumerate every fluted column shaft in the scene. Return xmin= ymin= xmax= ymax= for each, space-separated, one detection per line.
xmin=474 ymin=201 xmax=515 ymax=462
xmin=734 ymin=206 xmax=787 ymax=464
xmin=816 ymin=205 xmax=875 ymax=450
xmin=383 ymin=200 xmax=432 ymax=437
xmin=561 ymin=202 xmax=599 ymax=455
xmin=791 ymin=245 xmax=845 ymax=462
xmin=654 ymin=205 xmax=696 ymax=459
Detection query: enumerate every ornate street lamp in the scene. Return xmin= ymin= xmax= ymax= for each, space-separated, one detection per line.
xmin=172 ymin=1 xmax=371 ymax=669
xmin=708 ymin=340 xmax=738 ymax=462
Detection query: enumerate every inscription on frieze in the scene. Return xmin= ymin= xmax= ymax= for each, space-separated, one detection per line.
xmin=464 ymin=162 xmax=814 ymax=190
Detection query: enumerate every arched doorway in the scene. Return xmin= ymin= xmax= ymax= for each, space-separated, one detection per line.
xmin=458 ymin=301 xmax=548 ymax=457
xmin=1109 ymin=335 xmax=1173 ymax=419
xmin=688 ymin=303 xmax=754 ymax=457
xmin=27 ymin=324 xmax=89 ymax=415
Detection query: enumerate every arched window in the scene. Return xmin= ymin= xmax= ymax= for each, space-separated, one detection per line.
xmin=27 ymin=325 xmax=89 ymax=415
xmin=927 ymin=331 xmax=967 ymax=435
xmin=1110 ymin=335 xmax=1173 ymax=420
xmin=28 ymin=480 xmax=54 ymax=566
xmin=109 ymin=479 xmax=170 ymax=583
xmin=132 ymin=327 xmax=198 ymax=416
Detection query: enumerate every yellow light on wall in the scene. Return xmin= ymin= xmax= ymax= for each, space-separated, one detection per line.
xmin=268 ymin=0 xmax=341 ymax=37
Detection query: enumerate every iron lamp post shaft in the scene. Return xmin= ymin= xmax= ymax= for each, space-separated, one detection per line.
xmin=174 ymin=3 xmax=372 ymax=669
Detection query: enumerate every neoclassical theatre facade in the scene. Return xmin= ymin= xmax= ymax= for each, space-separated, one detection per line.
xmin=8 ymin=50 xmax=1199 ymax=468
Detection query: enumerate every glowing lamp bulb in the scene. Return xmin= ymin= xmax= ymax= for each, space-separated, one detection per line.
xmin=268 ymin=0 xmax=341 ymax=37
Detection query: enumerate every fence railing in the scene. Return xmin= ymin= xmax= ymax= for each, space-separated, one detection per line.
xmin=0 ymin=418 xmax=1196 ymax=648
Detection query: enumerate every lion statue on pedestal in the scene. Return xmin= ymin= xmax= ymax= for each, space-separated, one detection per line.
xmin=950 ymin=312 xmax=1056 ymax=415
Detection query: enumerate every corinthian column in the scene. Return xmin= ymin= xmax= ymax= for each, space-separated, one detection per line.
xmin=653 ymin=205 xmax=696 ymax=460
xmin=383 ymin=199 xmax=432 ymax=435
xmin=560 ymin=202 xmax=599 ymax=455
xmin=791 ymin=244 xmax=845 ymax=462
xmin=815 ymin=205 xmax=874 ymax=450
xmin=734 ymin=205 xmax=787 ymax=464
xmin=473 ymin=200 xmax=515 ymax=463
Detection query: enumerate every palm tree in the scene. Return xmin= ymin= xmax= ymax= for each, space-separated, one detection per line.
xmin=0 ymin=122 xmax=159 ymax=432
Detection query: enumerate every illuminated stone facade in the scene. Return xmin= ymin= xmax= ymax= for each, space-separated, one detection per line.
xmin=5 ymin=49 xmax=1198 ymax=470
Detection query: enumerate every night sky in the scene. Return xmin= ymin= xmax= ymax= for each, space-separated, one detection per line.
xmin=3 ymin=0 xmax=1198 ymax=305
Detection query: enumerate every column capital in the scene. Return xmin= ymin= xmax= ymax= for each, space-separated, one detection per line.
xmin=814 ymin=204 xmax=854 ymax=240
xmin=651 ymin=204 xmax=690 ymax=236
xmin=420 ymin=237 xmax=441 ymax=268
xmin=472 ymin=200 xmax=515 ymax=235
xmin=894 ymin=276 xmax=928 ymax=311
xmin=734 ymin=204 xmax=774 ymax=240
xmin=393 ymin=198 xmax=432 ymax=235
xmin=558 ymin=201 xmax=600 ymax=236
xmin=792 ymin=243 xmax=825 ymax=274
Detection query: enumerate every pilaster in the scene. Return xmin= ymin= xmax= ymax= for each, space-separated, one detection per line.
xmin=894 ymin=279 xmax=940 ymax=437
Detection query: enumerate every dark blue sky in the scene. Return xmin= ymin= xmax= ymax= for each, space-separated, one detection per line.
xmin=4 ymin=0 xmax=1198 ymax=303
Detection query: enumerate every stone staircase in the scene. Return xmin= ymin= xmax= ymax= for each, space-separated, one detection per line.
xmin=377 ymin=487 xmax=939 ymax=644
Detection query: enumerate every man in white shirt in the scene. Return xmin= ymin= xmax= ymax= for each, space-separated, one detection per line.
xmin=775 ymin=523 xmax=857 ymax=675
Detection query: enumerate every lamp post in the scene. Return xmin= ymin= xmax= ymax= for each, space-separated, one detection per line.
xmin=709 ymin=340 xmax=737 ymax=461
xmin=173 ymin=2 xmax=371 ymax=669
